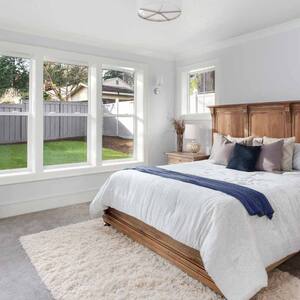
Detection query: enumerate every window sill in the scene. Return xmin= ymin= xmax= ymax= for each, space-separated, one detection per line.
xmin=0 ymin=160 xmax=145 ymax=186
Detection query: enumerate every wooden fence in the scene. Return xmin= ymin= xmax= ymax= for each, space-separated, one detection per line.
xmin=0 ymin=101 xmax=133 ymax=144
xmin=0 ymin=103 xmax=28 ymax=144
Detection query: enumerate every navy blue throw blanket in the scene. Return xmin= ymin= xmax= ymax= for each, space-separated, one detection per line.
xmin=130 ymin=166 xmax=274 ymax=219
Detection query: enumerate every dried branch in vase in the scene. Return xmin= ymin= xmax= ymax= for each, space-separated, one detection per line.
xmin=172 ymin=119 xmax=185 ymax=135
xmin=172 ymin=119 xmax=185 ymax=152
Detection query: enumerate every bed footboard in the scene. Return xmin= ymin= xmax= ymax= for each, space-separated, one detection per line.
xmin=103 ymin=207 xmax=223 ymax=295
xmin=103 ymin=207 xmax=298 ymax=297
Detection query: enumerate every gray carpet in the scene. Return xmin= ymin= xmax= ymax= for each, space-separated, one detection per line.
xmin=0 ymin=203 xmax=90 ymax=300
xmin=0 ymin=203 xmax=299 ymax=300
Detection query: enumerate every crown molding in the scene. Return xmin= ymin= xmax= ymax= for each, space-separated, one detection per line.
xmin=1 ymin=18 xmax=300 ymax=64
xmin=175 ymin=18 xmax=300 ymax=62
xmin=0 ymin=26 xmax=176 ymax=62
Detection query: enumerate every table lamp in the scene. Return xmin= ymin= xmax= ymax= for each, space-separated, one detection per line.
xmin=184 ymin=124 xmax=201 ymax=153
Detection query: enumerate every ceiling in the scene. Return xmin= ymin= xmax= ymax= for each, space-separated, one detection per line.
xmin=0 ymin=0 xmax=299 ymax=60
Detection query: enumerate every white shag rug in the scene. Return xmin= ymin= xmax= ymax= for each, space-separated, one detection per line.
xmin=20 ymin=220 xmax=300 ymax=300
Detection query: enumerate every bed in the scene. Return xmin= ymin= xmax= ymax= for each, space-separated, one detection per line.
xmin=90 ymin=101 xmax=300 ymax=300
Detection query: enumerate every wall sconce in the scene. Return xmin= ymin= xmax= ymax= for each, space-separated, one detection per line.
xmin=154 ymin=76 xmax=164 ymax=95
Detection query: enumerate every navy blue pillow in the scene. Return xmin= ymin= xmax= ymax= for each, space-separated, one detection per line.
xmin=227 ymin=143 xmax=261 ymax=172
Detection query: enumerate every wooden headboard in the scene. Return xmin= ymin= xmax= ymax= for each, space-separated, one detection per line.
xmin=209 ymin=101 xmax=300 ymax=142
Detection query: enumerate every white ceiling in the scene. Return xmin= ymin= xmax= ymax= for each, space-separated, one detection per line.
xmin=0 ymin=0 xmax=299 ymax=59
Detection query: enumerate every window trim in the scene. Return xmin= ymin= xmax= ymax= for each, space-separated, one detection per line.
xmin=177 ymin=60 xmax=217 ymax=120
xmin=101 ymin=65 xmax=137 ymax=162
xmin=187 ymin=66 xmax=215 ymax=115
xmin=42 ymin=59 xmax=90 ymax=168
xmin=0 ymin=41 xmax=147 ymax=185
xmin=0 ymin=55 xmax=32 ymax=173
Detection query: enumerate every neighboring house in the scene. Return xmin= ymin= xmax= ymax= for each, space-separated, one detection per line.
xmin=101 ymin=77 xmax=134 ymax=103
xmin=46 ymin=78 xmax=134 ymax=103
xmin=45 ymin=77 xmax=135 ymax=139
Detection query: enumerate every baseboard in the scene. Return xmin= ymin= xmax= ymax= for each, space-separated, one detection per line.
xmin=0 ymin=189 xmax=98 ymax=219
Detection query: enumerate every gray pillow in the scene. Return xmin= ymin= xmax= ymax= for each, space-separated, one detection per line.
xmin=211 ymin=141 xmax=235 ymax=165
xmin=210 ymin=133 xmax=229 ymax=160
xmin=255 ymin=140 xmax=284 ymax=172
xmin=293 ymin=143 xmax=300 ymax=170
xmin=263 ymin=136 xmax=295 ymax=171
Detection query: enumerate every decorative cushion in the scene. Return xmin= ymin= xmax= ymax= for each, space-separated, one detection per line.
xmin=210 ymin=133 xmax=229 ymax=160
xmin=263 ymin=136 xmax=296 ymax=171
xmin=293 ymin=143 xmax=300 ymax=170
xmin=210 ymin=142 xmax=235 ymax=165
xmin=226 ymin=135 xmax=254 ymax=146
xmin=255 ymin=140 xmax=283 ymax=172
xmin=227 ymin=144 xmax=261 ymax=172
xmin=252 ymin=137 xmax=263 ymax=146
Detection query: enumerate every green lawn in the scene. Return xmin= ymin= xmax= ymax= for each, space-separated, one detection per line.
xmin=0 ymin=140 xmax=130 ymax=170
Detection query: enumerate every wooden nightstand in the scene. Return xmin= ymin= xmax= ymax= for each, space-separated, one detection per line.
xmin=165 ymin=152 xmax=209 ymax=165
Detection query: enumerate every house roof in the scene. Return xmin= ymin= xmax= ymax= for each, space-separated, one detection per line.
xmin=103 ymin=78 xmax=133 ymax=94
xmin=75 ymin=78 xmax=134 ymax=94
xmin=46 ymin=77 xmax=133 ymax=101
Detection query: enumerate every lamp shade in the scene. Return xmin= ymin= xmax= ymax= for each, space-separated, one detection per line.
xmin=184 ymin=124 xmax=199 ymax=140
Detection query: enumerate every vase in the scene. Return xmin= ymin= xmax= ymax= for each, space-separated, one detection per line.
xmin=177 ymin=134 xmax=183 ymax=152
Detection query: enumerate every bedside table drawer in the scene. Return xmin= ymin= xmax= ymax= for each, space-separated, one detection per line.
xmin=168 ymin=157 xmax=190 ymax=164
xmin=166 ymin=152 xmax=209 ymax=165
xmin=168 ymin=157 xmax=186 ymax=165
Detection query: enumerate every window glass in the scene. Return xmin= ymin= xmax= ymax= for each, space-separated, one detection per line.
xmin=189 ymin=68 xmax=215 ymax=113
xmin=205 ymin=70 xmax=215 ymax=93
xmin=43 ymin=61 xmax=88 ymax=166
xmin=0 ymin=55 xmax=30 ymax=170
xmin=102 ymin=69 xmax=134 ymax=160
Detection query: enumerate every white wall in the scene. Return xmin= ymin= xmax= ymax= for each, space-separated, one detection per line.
xmin=0 ymin=30 xmax=176 ymax=218
xmin=176 ymin=25 xmax=300 ymax=153
xmin=5 ymin=23 xmax=300 ymax=218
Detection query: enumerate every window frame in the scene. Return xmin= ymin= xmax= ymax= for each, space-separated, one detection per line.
xmin=101 ymin=65 xmax=137 ymax=164
xmin=42 ymin=58 xmax=90 ymax=169
xmin=0 ymin=53 xmax=32 ymax=174
xmin=0 ymin=41 xmax=147 ymax=185
xmin=177 ymin=60 xmax=217 ymax=120
xmin=187 ymin=67 xmax=215 ymax=114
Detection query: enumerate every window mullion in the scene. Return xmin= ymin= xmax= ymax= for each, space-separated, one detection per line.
xmin=135 ymin=70 xmax=144 ymax=162
xmin=88 ymin=64 xmax=102 ymax=166
xmin=28 ymin=55 xmax=43 ymax=174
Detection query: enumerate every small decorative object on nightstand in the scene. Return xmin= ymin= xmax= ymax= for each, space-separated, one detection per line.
xmin=184 ymin=124 xmax=201 ymax=153
xmin=166 ymin=152 xmax=209 ymax=165
xmin=172 ymin=119 xmax=185 ymax=152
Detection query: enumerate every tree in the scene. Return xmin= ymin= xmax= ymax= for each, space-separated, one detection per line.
xmin=43 ymin=62 xmax=88 ymax=101
xmin=103 ymin=70 xmax=134 ymax=88
xmin=0 ymin=56 xmax=29 ymax=98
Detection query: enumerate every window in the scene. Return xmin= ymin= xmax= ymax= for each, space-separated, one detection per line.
xmin=0 ymin=42 xmax=145 ymax=183
xmin=188 ymin=68 xmax=215 ymax=114
xmin=43 ymin=61 xmax=88 ymax=166
xmin=102 ymin=68 xmax=134 ymax=161
xmin=0 ymin=55 xmax=30 ymax=170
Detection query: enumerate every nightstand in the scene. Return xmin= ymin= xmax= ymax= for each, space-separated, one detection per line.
xmin=165 ymin=152 xmax=209 ymax=165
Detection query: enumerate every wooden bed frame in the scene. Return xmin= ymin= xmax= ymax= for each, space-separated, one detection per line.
xmin=103 ymin=100 xmax=300 ymax=296
xmin=103 ymin=208 xmax=296 ymax=296
xmin=209 ymin=100 xmax=300 ymax=142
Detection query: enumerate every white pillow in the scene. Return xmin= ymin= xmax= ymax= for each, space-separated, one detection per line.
xmin=252 ymin=137 xmax=263 ymax=145
xmin=293 ymin=143 xmax=300 ymax=170
xmin=263 ymin=136 xmax=296 ymax=171
xmin=226 ymin=135 xmax=254 ymax=146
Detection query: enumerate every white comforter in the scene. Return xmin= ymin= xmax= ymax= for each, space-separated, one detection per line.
xmin=90 ymin=160 xmax=300 ymax=300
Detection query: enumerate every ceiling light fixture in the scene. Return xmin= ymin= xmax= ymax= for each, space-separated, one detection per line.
xmin=137 ymin=0 xmax=182 ymax=22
